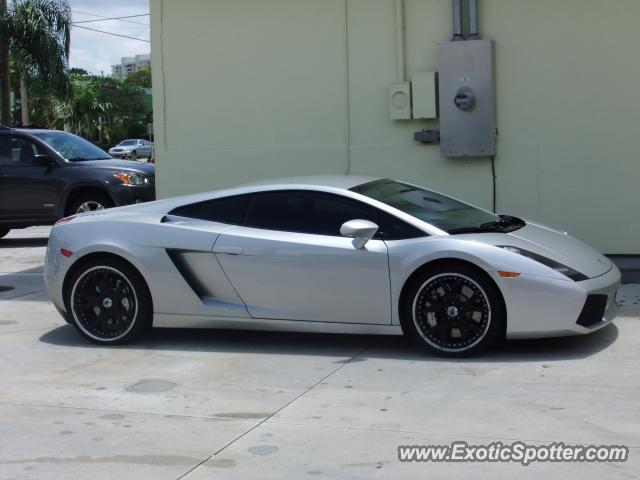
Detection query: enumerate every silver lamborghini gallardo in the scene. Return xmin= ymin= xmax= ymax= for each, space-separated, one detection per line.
xmin=44 ymin=176 xmax=621 ymax=356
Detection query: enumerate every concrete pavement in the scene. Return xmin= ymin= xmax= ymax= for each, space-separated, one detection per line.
xmin=0 ymin=226 xmax=638 ymax=479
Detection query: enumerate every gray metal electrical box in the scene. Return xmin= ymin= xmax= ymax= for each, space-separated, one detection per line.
xmin=438 ymin=39 xmax=496 ymax=157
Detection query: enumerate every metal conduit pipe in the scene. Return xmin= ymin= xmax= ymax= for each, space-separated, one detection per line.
xmin=395 ymin=0 xmax=406 ymax=81
xmin=452 ymin=0 xmax=463 ymax=40
xmin=468 ymin=0 xmax=479 ymax=38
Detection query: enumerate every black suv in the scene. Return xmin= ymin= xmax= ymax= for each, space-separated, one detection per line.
xmin=0 ymin=127 xmax=155 ymax=238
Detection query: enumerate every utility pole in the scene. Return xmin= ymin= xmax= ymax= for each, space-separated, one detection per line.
xmin=0 ymin=0 xmax=10 ymax=124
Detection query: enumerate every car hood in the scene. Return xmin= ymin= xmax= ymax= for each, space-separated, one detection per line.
xmin=75 ymin=159 xmax=155 ymax=175
xmin=462 ymin=221 xmax=613 ymax=279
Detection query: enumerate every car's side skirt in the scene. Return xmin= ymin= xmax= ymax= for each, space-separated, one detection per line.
xmin=153 ymin=313 xmax=404 ymax=336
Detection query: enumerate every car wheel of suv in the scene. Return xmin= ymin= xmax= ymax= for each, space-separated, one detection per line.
xmin=0 ymin=228 xmax=10 ymax=239
xmin=65 ymin=257 xmax=152 ymax=344
xmin=68 ymin=192 xmax=114 ymax=215
xmin=400 ymin=263 xmax=505 ymax=357
xmin=130 ymin=150 xmax=138 ymax=160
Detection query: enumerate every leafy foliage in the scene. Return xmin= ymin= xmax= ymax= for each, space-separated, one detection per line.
xmin=50 ymin=74 xmax=152 ymax=148
xmin=124 ymin=67 xmax=151 ymax=88
xmin=0 ymin=0 xmax=71 ymax=97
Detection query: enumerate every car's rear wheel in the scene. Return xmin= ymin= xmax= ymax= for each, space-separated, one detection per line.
xmin=401 ymin=263 xmax=505 ymax=357
xmin=68 ymin=192 xmax=114 ymax=215
xmin=65 ymin=257 xmax=152 ymax=344
xmin=130 ymin=150 xmax=138 ymax=160
xmin=0 ymin=228 xmax=10 ymax=239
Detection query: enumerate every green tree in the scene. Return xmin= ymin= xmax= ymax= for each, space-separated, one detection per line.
xmin=56 ymin=75 xmax=111 ymax=141
xmin=0 ymin=0 xmax=71 ymax=125
xmin=68 ymin=67 xmax=88 ymax=76
xmin=125 ymin=67 xmax=151 ymax=89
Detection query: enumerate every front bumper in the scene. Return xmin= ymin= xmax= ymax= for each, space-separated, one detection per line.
xmin=109 ymin=150 xmax=132 ymax=158
xmin=502 ymin=265 xmax=621 ymax=339
xmin=111 ymin=184 xmax=156 ymax=206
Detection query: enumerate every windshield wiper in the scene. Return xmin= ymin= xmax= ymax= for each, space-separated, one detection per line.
xmin=480 ymin=215 xmax=525 ymax=231
xmin=448 ymin=216 xmax=526 ymax=235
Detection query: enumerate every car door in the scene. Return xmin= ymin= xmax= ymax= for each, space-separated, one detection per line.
xmin=142 ymin=141 xmax=152 ymax=157
xmin=0 ymin=134 xmax=63 ymax=220
xmin=212 ymin=190 xmax=393 ymax=324
xmin=136 ymin=140 xmax=148 ymax=158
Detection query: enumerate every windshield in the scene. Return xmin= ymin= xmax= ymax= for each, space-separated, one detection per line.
xmin=119 ymin=140 xmax=137 ymax=146
xmin=31 ymin=131 xmax=111 ymax=161
xmin=351 ymin=179 xmax=524 ymax=234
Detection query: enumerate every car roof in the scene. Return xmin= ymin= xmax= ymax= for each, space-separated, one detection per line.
xmin=13 ymin=128 xmax=59 ymax=134
xmin=242 ymin=175 xmax=381 ymax=190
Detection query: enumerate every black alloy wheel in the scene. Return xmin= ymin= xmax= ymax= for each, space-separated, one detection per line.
xmin=66 ymin=257 xmax=152 ymax=344
xmin=401 ymin=263 xmax=505 ymax=356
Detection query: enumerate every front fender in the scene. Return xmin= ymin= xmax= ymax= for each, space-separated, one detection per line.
xmin=59 ymin=181 xmax=119 ymax=217
xmin=385 ymin=236 xmax=570 ymax=326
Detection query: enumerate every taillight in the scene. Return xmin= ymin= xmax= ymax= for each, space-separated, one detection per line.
xmin=54 ymin=215 xmax=76 ymax=226
xmin=60 ymin=249 xmax=73 ymax=257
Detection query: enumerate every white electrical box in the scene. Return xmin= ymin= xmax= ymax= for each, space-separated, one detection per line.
xmin=411 ymin=72 xmax=437 ymax=119
xmin=389 ymin=82 xmax=411 ymax=120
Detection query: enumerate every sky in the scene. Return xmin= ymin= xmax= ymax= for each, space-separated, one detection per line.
xmin=68 ymin=0 xmax=150 ymax=75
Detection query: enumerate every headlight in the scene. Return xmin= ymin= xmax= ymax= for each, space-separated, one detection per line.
xmin=114 ymin=172 xmax=150 ymax=186
xmin=498 ymin=246 xmax=588 ymax=282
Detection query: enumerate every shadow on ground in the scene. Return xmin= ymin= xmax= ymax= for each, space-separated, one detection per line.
xmin=0 ymin=237 xmax=48 ymax=249
xmin=39 ymin=322 xmax=618 ymax=364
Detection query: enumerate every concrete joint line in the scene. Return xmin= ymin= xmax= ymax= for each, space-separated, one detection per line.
xmin=175 ymin=347 xmax=368 ymax=480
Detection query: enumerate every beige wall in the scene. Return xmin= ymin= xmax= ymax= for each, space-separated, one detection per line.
xmin=151 ymin=0 xmax=640 ymax=254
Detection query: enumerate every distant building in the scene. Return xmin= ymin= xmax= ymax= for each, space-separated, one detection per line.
xmin=111 ymin=54 xmax=151 ymax=80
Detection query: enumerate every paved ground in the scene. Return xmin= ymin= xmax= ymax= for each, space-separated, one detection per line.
xmin=1 ymin=227 xmax=638 ymax=479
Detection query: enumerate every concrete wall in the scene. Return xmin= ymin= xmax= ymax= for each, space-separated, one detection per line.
xmin=151 ymin=0 xmax=640 ymax=254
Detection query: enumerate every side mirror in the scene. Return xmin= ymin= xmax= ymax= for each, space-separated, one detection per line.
xmin=33 ymin=154 xmax=55 ymax=167
xmin=340 ymin=219 xmax=379 ymax=249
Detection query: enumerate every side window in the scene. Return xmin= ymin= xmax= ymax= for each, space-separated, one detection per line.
xmin=0 ymin=135 xmax=45 ymax=166
xmin=245 ymin=190 xmax=425 ymax=239
xmin=169 ymin=194 xmax=251 ymax=224
xmin=0 ymin=135 xmax=10 ymax=165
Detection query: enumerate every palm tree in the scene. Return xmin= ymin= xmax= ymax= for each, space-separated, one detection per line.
xmin=0 ymin=0 xmax=71 ymax=125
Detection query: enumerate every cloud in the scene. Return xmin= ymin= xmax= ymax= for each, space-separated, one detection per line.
xmin=68 ymin=0 xmax=150 ymax=75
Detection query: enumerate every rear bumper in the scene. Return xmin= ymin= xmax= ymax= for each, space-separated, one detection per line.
xmin=502 ymin=265 xmax=621 ymax=339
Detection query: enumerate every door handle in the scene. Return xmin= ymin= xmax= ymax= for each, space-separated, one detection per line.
xmin=213 ymin=246 xmax=243 ymax=255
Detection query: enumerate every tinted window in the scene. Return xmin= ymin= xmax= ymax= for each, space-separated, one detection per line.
xmin=170 ymin=195 xmax=251 ymax=225
xmin=0 ymin=135 xmax=46 ymax=166
xmin=245 ymin=190 xmax=424 ymax=239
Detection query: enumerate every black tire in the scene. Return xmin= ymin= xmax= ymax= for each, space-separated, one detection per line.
xmin=0 ymin=228 xmax=10 ymax=239
xmin=130 ymin=150 xmax=138 ymax=160
xmin=400 ymin=263 xmax=505 ymax=357
xmin=67 ymin=192 xmax=114 ymax=215
xmin=64 ymin=257 xmax=152 ymax=345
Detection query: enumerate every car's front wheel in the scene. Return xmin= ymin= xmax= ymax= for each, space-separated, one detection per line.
xmin=401 ymin=263 xmax=505 ymax=357
xmin=65 ymin=257 xmax=152 ymax=344
xmin=68 ymin=192 xmax=114 ymax=215
xmin=0 ymin=228 xmax=10 ymax=239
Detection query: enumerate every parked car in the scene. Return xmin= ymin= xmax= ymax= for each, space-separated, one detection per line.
xmin=44 ymin=176 xmax=620 ymax=356
xmin=0 ymin=127 xmax=156 ymax=239
xmin=108 ymin=139 xmax=153 ymax=159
